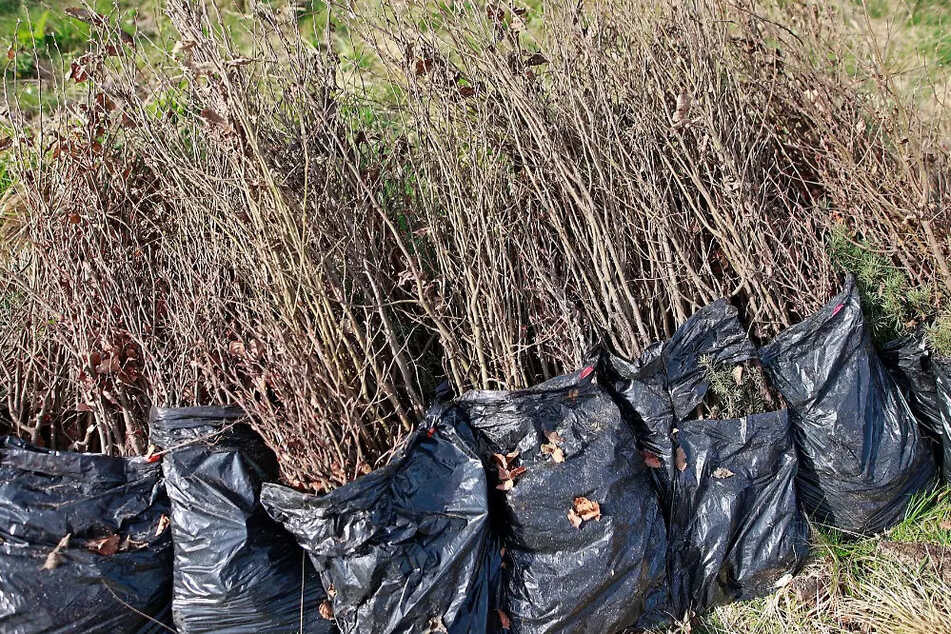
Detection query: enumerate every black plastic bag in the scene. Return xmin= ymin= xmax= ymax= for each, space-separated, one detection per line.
xmin=668 ymin=410 xmax=809 ymax=616
xmin=0 ymin=436 xmax=173 ymax=633
xmin=149 ymin=406 xmax=335 ymax=633
xmin=260 ymin=409 xmax=500 ymax=634
xmin=760 ymin=277 xmax=936 ymax=534
xmin=881 ymin=334 xmax=951 ymax=486
xmin=446 ymin=374 xmax=670 ymax=632
xmin=595 ymin=299 xmax=758 ymax=506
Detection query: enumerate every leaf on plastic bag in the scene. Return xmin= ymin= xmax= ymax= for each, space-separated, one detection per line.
xmin=85 ymin=533 xmax=120 ymax=556
xmin=318 ymin=599 xmax=334 ymax=620
xmin=540 ymin=443 xmax=564 ymax=463
xmin=41 ymin=533 xmax=71 ymax=570
xmin=495 ymin=452 xmax=526 ymax=490
xmin=567 ymin=508 xmax=583 ymax=529
xmin=675 ymin=447 xmax=687 ymax=472
xmin=573 ymin=496 xmax=601 ymax=522
xmin=154 ymin=513 xmax=170 ymax=536
xmin=544 ymin=429 xmax=564 ymax=445
xmin=497 ymin=608 xmax=512 ymax=630
xmin=712 ymin=467 xmax=735 ymax=479
xmin=640 ymin=449 xmax=662 ymax=469
xmin=492 ymin=453 xmax=509 ymax=469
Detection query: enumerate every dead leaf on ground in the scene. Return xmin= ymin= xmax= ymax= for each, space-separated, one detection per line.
xmin=318 ymin=600 xmax=334 ymax=620
xmin=675 ymin=447 xmax=687 ymax=472
xmin=640 ymin=449 xmax=662 ymax=469
xmin=573 ymin=496 xmax=601 ymax=522
xmin=712 ymin=467 xmax=735 ymax=479
xmin=85 ymin=533 xmax=120 ymax=556
xmin=544 ymin=429 xmax=563 ymax=445
xmin=154 ymin=514 xmax=170 ymax=536
xmin=41 ymin=533 xmax=71 ymax=571
xmin=939 ymin=519 xmax=951 ymax=531
xmin=497 ymin=608 xmax=512 ymax=630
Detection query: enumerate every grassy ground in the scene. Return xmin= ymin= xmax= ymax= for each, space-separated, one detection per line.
xmin=679 ymin=487 xmax=951 ymax=633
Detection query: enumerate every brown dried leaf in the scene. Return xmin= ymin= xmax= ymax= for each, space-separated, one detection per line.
xmin=544 ymin=429 xmax=564 ymax=445
xmin=491 ymin=453 xmax=509 ymax=470
xmin=940 ymin=519 xmax=951 ymax=531
xmin=154 ymin=514 xmax=170 ymax=536
xmin=65 ymin=7 xmax=107 ymax=27
xmin=497 ymin=608 xmax=512 ymax=630
xmin=640 ymin=449 xmax=662 ymax=469
xmin=70 ymin=56 xmax=90 ymax=83
xmin=229 ymin=340 xmax=246 ymax=357
xmin=712 ymin=467 xmax=735 ymax=479
xmin=525 ymin=53 xmax=548 ymax=66
xmin=319 ymin=600 xmax=334 ymax=620
xmin=566 ymin=508 xmax=583 ymax=529
xmin=675 ymin=447 xmax=687 ymax=472
xmin=86 ymin=534 xmax=120 ymax=556
xmin=415 ymin=58 xmax=434 ymax=76
xmin=200 ymin=108 xmax=231 ymax=132
xmin=41 ymin=533 xmax=71 ymax=571
xmin=573 ymin=497 xmax=601 ymax=521
xmin=496 ymin=479 xmax=514 ymax=491
xmin=508 ymin=466 xmax=527 ymax=480
xmin=505 ymin=450 xmax=519 ymax=461
xmin=540 ymin=443 xmax=564 ymax=463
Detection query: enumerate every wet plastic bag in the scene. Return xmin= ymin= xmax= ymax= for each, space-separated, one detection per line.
xmin=595 ymin=299 xmax=758 ymax=506
xmin=446 ymin=374 xmax=670 ymax=632
xmin=0 ymin=436 xmax=173 ymax=633
xmin=260 ymin=409 xmax=500 ymax=634
xmin=760 ymin=277 xmax=936 ymax=534
xmin=881 ymin=334 xmax=951 ymax=486
xmin=149 ymin=406 xmax=335 ymax=633
xmin=668 ymin=410 xmax=809 ymax=616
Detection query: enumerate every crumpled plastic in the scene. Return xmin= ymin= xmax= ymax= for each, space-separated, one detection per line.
xmin=0 ymin=436 xmax=173 ymax=633
xmin=595 ymin=299 xmax=758 ymax=508
xmin=668 ymin=410 xmax=809 ymax=615
xmin=881 ymin=333 xmax=951 ymax=486
xmin=760 ymin=277 xmax=936 ymax=534
xmin=446 ymin=373 xmax=670 ymax=632
xmin=260 ymin=408 xmax=500 ymax=634
xmin=149 ymin=406 xmax=335 ymax=633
